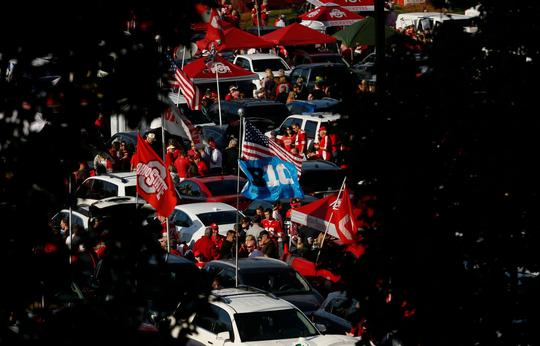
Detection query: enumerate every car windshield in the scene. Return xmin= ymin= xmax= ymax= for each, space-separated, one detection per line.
xmin=311 ymin=55 xmax=344 ymax=64
xmin=241 ymin=268 xmax=311 ymax=294
xmin=205 ymin=180 xmax=245 ymax=196
xmin=252 ymin=59 xmax=289 ymax=72
xmin=235 ymin=309 xmax=319 ymax=342
xmin=196 ymin=211 xmax=239 ymax=226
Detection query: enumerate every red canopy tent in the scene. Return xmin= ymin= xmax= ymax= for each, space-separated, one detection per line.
xmin=307 ymin=0 xmax=375 ymax=12
xmin=196 ymin=27 xmax=275 ymax=52
xmin=261 ymin=22 xmax=337 ymax=46
xmin=182 ymin=55 xmax=258 ymax=83
xmin=299 ymin=4 xmax=365 ymax=27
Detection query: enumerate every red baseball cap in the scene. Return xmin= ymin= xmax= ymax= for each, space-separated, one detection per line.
xmin=319 ymin=126 xmax=327 ymax=132
xmin=210 ymin=223 xmax=219 ymax=230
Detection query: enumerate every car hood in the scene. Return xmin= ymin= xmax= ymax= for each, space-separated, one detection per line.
xmin=242 ymin=335 xmax=359 ymax=345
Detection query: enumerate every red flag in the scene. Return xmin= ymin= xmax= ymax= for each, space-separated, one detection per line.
xmin=135 ymin=133 xmax=177 ymax=217
xmin=175 ymin=67 xmax=200 ymax=110
xmin=332 ymin=186 xmax=357 ymax=243
xmin=206 ymin=8 xmax=225 ymax=47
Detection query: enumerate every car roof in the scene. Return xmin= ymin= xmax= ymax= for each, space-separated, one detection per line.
xmin=235 ymin=53 xmax=285 ymax=60
xmin=209 ymin=257 xmax=289 ymax=270
xmin=302 ymin=160 xmax=340 ymax=170
xmin=286 ymin=112 xmax=341 ymax=121
xmin=292 ymin=62 xmax=348 ymax=69
xmin=173 ymin=202 xmax=238 ymax=213
xmin=211 ymin=288 xmax=293 ymax=313
xmin=183 ymin=175 xmax=246 ymax=183
xmin=88 ymin=172 xmax=136 ymax=184
xmin=222 ymin=98 xmax=286 ymax=106
xmin=90 ymin=196 xmax=151 ymax=210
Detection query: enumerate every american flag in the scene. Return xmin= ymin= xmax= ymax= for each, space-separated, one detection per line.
xmin=242 ymin=120 xmax=303 ymax=176
xmin=174 ymin=67 xmax=200 ymax=110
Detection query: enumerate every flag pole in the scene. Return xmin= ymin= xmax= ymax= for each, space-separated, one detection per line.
xmin=181 ymin=46 xmax=186 ymax=68
xmin=315 ymin=176 xmax=347 ymax=265
xmin=235 ymin=115 xmax=243 ymax=288
xmin=68 ymin=174 xmax=73 ymax=264
xmin=161 ymin=114 xmax=170 ymax=253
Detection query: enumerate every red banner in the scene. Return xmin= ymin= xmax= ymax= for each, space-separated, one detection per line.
xmin=135 ymin=133 xmax=177 ymax=217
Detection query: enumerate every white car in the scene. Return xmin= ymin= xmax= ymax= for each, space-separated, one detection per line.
xmin=74 ymin=172 xmax=137 ymax=206
xmin=266 ymin=112 xmax=342 ymax=149
xmin=170 ymin=202 xmax=242 ymax=247
xmin=173 ymin=287 xmax=360 ymax=345
xmin=233 ymin=53 xmax=291 ymax=91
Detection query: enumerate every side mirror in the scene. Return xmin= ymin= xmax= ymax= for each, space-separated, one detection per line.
xmin=315 ymin=323 xmax=327 ymax=333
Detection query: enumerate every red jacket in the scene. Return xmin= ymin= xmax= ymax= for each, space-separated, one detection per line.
xmin=295 ymin=130 xmax=306 ymax=154
xmin=318 ymin=135 xmax=332 ymax=160
xmin=193 ymin=236 xmax=217 ymax=262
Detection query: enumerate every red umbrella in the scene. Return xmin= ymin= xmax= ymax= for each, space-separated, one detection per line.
xmin=306 ymin=0 xmax=374 ymax=12
xmin=182 ymin=55 xmax=258 ymax=83
xmin=196 ymin=27 xmax=275 ymax=52
xmin=261 ymin=22 xmax=336 ymax=46
xmin=299 ymin=4 xmax=365 ymax=27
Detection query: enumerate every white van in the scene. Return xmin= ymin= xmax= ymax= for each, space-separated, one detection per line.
xmin=266 ymin=113 xmax=341 ymax=149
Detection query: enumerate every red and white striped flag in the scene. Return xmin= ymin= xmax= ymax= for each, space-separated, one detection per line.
xmin=174 ymin=67 xmax=200 ymax=110
xmin=241 ymin=119 xmax=303 ymax=176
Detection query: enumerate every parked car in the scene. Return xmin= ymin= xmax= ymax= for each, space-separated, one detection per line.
xmin=300 ymin=160 xmax=346 ymax=198
xmin=288 ymin=62 xmax=358 ymax=101
xmin=74 ymin=172 xmax=137 ymax=206
xmin=267 ymin=113 xmax=342 ymax=149
xmin=289 ymin=49 xmax=350 ymax=67
xmin=174 ymin=287 xmax=359 ymax=345
xmin=232 ymin=53 xmax=291 ymax=90
xmin=286 ymin=98 xmax=342 ymax=115
xmin=202 ymin=257 xmax=324 ymax=315
xmin=170 ymin=202 xmax=242 ymax=246
xmin=50 ymin=206 xmax=91 ymax=232
xmin=175 ymin=175 xmax=249 ymax=209
xmin=206 ymin=98 xmax=290 ymax=133
xmin=311 ymin=291 xmax=361 ymax=335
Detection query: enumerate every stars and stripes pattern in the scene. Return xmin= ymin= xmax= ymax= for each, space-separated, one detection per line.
xmin=242 ymin=119 xmax=303 ymax=176
xmin=175 ymin=67 xmax=200 ymax=110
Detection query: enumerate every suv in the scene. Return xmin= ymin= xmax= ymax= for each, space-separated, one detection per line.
xmin=175 ymin=287 xmax=359 ymax=345
xmin=232 ymin=53 xmax=291 ymax=90
xmin=289 ymin=49 xmax=350 ymax=67
xmin=207 ymin=98 xmax=290 ymax=133
xmin=267 ymin=113 xmax=342 ymax=149
xmin=300 ymin=160 xmax=346 ymax=198
xmin=288 ymin=63 xmax=358 ymax=101
xmin=74 ymin=172 xmax=137 ymax=206
xmin=203 ymin=257 xmax=324 ymax=315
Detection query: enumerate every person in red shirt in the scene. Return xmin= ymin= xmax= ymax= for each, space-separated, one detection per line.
xmin=291 ymin=122 xmax=306 ymax=155
xmin=210 ymin=223 xmax=225 ymax=251
xmin=192 ymin=227 xmax=218 ymax=262
xmin=224 ymin=85 xmax=240 ymax=101
xmin=173 ymin=149 xmax=190 ymax=180
xmin=262 ymin=208 xmax=284 ymax=238
xmin=193 ymin=153 xmax=208 ymax=177
xmin=317 ymin=126 xmax=332 ymax=161
xmin=280 ymin=126 xmax=296 ymax=152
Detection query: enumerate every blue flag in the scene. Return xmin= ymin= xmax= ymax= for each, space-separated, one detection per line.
xmin=239 ymin=157 xmax=304 ymax=201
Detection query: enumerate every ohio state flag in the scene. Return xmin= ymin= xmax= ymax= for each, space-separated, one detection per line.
xmin=135 ymin=133 xmax=177 ymax=217
xmin=332 ymin=186 xmax=357 ymax=243
xmin=206 ymin=8 xmax=225 ymax=46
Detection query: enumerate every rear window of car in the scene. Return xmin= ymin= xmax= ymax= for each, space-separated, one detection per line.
xmin=205 ymin=180 xmax=245 ymax=196
xmin=124 ymin=185 xmax=137 ymax=197
xmin=196 ymin=211 xmax=239 ymax=226
xmin=252 ymin=59 xmax=289 ymax=72
xmin=241 ymin=267 xmax=311 ymax=294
